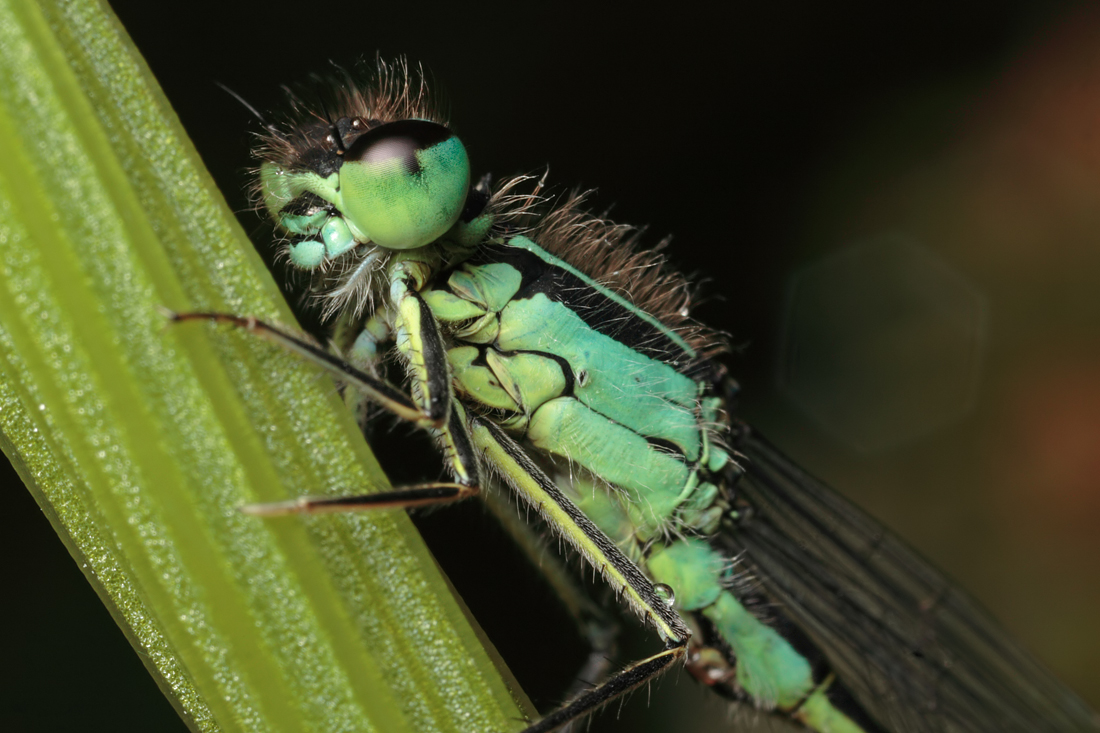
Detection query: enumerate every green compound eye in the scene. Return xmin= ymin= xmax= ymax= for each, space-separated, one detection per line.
xmin=338 ymin=119 xmax=470 ymax=250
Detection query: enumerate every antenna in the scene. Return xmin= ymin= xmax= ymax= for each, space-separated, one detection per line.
xmin=215 ymin=81 xmax=281 ymax=135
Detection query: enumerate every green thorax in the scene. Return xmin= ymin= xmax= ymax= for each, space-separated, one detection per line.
xmin=423 ymin=233 xmax=730 ymax=540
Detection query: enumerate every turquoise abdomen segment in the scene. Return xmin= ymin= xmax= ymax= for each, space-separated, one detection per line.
xmin=647 ymin=538 xmax=818 ymax=709
xmin=647 ymin=539 xmax=724 ymax=611
xmin=639 ymin=536 xmax=863 ymax=728
xmin=702 ymin=592 xmax=815 ymax=709
xmin=798 ymin=690 xmax=866 ymax=733
xmin=698 ymin=590 xmax=865 ymax=729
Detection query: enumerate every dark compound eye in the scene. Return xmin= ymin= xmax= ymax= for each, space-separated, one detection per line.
xmin=344 ymin=119 xmax=456 ymax=176
xmin=337 ymin=119 xmax=470 ymax=250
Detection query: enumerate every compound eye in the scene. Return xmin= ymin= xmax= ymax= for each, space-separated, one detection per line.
xmin=338 ymin=119 xmax=470 ymax=250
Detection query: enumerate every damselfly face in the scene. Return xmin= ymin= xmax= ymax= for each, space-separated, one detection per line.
xmin=254 ymin=67 xmax=478 ymax=317
xmin=259 ymin=118 xmax=469 ymax=262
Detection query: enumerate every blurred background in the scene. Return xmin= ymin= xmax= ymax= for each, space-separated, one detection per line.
xmin=3 ymin=1 xmax=1099 ymax=730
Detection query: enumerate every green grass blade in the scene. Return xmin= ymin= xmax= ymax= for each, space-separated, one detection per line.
xmin=0 ymin=1 xmax=527 ymax=731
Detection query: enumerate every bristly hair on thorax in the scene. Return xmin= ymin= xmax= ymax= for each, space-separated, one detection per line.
xmin=249 ymin=59 xmax=724 ymax=356
xmin=502 ymin=181 xmax=726 ymax=359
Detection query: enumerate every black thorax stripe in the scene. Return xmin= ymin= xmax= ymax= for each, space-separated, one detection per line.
xmin=470 ymin=243 xmax=706 ymax=379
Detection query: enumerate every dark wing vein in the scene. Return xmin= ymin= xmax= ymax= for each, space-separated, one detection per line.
xmin=720 ymin=427 xmax=1099 ymax=733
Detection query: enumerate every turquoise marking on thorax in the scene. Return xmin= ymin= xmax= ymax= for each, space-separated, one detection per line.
xmin=506 ymin=236 xmax=698 ymax=358
xmin=448 ymin=262 xmax=522 ymax=313
xmin=430 ymin=253 xmax=703 ymax=459
xmin=561 ymin=473 xmax=637 ymax=552
xmin=497 ymin=295 xmax=701 ymax=457
xmin=446 ymin=346 xmax=567 ymax=426
xmin=422 ymin=287 xmax=487 ymax=323
xmin=526 ymin=397 xmax=691 ymax=528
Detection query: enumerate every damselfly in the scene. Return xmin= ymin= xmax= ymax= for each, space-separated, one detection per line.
xmin=176 ymin=61 xmax=1100 ymax=733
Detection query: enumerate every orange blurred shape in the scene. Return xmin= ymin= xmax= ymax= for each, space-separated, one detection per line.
xmin=1003 ymin=360 xmax=1100 ymax=520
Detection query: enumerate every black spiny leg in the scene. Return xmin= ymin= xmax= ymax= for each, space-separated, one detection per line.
xmin=167 ymin=311 xmax=484 ymax=513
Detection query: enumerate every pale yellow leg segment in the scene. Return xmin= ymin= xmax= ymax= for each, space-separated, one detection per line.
xmin=391 ymin=269 xmax=452 ymax=425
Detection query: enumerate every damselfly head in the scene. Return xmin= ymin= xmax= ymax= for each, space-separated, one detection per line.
xmin=249 ymin=60 xmax=473 ymax=318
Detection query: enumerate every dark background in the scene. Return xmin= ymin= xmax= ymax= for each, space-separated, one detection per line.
xmin=4 ymin=1 xmax=1100 ymax=731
